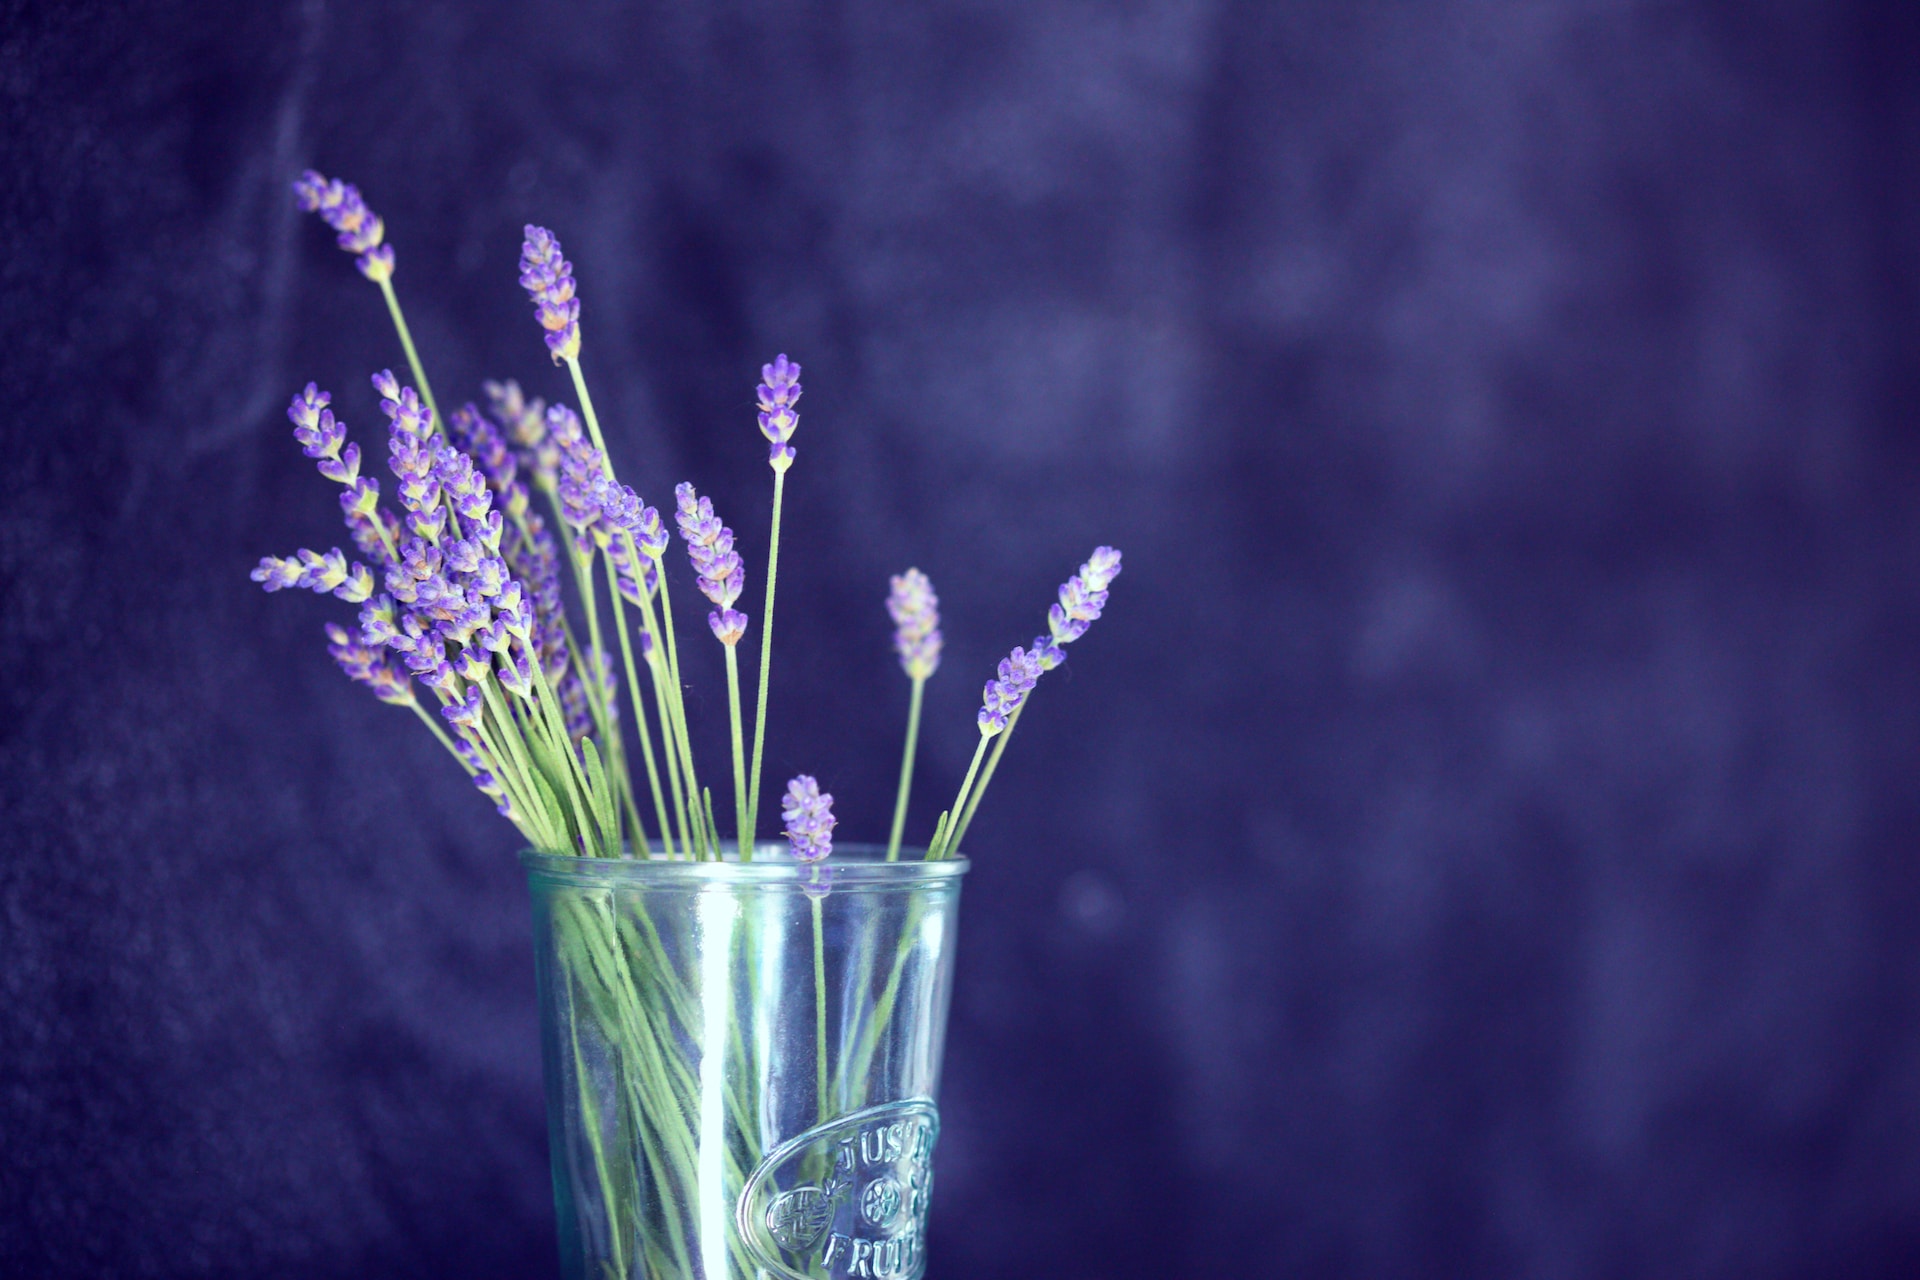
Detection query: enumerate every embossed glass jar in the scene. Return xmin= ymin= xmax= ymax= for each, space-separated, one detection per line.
xmin=523 ymin=844 xmax=967 ymax=1280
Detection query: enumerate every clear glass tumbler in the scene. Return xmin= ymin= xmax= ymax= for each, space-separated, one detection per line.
xmin=523 ymin=843 xmax=968 ymax=1280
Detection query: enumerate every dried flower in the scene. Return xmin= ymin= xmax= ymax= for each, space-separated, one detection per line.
xmin=977 ymin=645 xmax=1044 ymax=736
xmin=887 ymin=569 xmax=943 ymax=679
xmin=781 ymin=774 xmax=836 ymax=863
xmin=674 ymin=482 xmax=748 ymax=645
xmin=757 ymin=354 xmax=802 ymax=470
xmin=292 ymin=170 xmax=394 ymax=282
xmin=519 ymin=225 xmax=580 ymax=363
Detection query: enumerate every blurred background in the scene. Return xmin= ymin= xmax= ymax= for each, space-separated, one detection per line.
xmin=7 ymin=0 xmax=1920 ymax=1275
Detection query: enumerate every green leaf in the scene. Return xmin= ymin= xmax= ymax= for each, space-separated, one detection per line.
xmin=530 ymin=765 xmax=576 ymax=854
xmin=582 ymin=737 xmax=620 ymax=857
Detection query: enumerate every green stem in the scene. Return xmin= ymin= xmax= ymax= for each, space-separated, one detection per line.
xmin=947 ymin=694 xmax=1027 ymax=858
xmin=564 ymin=356 xmax=615 ymax=477
xmin=885 ymin=676 xmax=926 ymax=861
xmin=569 ymin=544 xmax=644 ymax=835
xmin=656 ymin=573 xmax=709 ymax=858
xmin=724 ymin=643 xmax=749 ymax=862
xmin=605 ymin=553 xmax=674 ymax=859
xmin=470 ymin=698 xmax=558 ymax=852
xmin=517 ymin=666 xmax=601 ymax=852
xmin=630 ymin=572 xmax=697 ymax=859
xmin=409 ymin=702 xmax=471 ymax=773
xmin=812 ymin=895 xmax=828 ymax=1123
xmin=745 ymin=466 xmax=786 ymax=850
xmin=843 ymin=898 xmax=925 ymax=1107
xmin=376 ymin=277 xmax=439 ymax=425
xmin=933 ymin=736 xmax=993 ymax=860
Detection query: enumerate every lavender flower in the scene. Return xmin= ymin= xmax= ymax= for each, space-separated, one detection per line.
xmin=287 ymin=383 xmax=360 ymax=483
xmin=324 ymin=623 xmax=415 ymax=707
xmin=442 ymin=685 xmax=484 ymax=729
xmin=446 ymin=403 xmax=531 ymax=523
xmin=280 ymin=384 xmax=398 ymax=569
xmin=887 ymin=568 xmax=942 ymax=679
xmin=674 ymin=482 xmax=748 ymax=645
xmin=781 ymin=774 xmax=836 ymax=862
xmin=596 ymin=477 xmax=668 ymax=605
xmin=251 ymin=547 xmax=375 ymax=603
xmin=757 ymin=354 xmax=801 ymax=470
xmin=519 ymin=226 xmax=580 ymax=363
xmin=453 ymin=395 xmax=566 ymax=669
xmin=978 ymin=645 xmax=1044 ymax=736
xmin=1046 ymin=546 xmax=1123 ymax=649
xmin=543 ymin=404 xmax=607 ymax=549
xmin=483 ymin=379 xmax=557 ymax=490
xmin=292 ymin=170 xmax=394 ymax=282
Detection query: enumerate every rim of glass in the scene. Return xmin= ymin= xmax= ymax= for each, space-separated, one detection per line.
xmin=520 ymin=841 xmax=969 ymax=885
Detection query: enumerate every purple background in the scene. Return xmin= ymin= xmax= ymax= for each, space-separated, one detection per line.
xmin=7 ymin=1 xmax=1920 ymax=1275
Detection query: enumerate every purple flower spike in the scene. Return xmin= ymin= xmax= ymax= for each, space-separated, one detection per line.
xmin=673 ymin=482 xmax=749 ymax=645
xmin=1046 ymin=546 xmax=1124 ymax=647
xmin=519 ymin=226 xmax=581 ymax=363
xmin=781 ymin=774 xmax=836 ymax=864
xmin=324 ymin=623 xmax=415 ymax=707
xmin=1031 ymin=634 xmax=1067 ymax=671
xmin=886 ymin=568 xmax=943 ymax=679
xmin=286 ymin=385 xmax=365 ymax=486
xmin=251 ymin=555 xmax=304 ymax=593
xmin=442 ymin=685 xmax=484 ymax=728
xmin=446 ymin=403 xmax=531 ymax=523
xmin=252 ymin=547 xmax=374 ymax=602
xmin=977 ymin=645 xmax=1045 ymax=736
xmin=483 ymin=380 xmax=558 ymax=489
xmin=292 ymin=170 xmax=394 ymax=282
xmin=757 ymin=353 xmax=802 ymax=470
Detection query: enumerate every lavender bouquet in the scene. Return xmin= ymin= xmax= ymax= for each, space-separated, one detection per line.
xmin=257 ymin=173 xmax=1120 ymax=1280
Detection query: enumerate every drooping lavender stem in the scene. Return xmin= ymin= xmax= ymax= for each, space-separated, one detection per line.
xmin=947 ymin=548 xmax=1122 ymax=856
xmin=932 ymin=736 xmax=992 ymax=862
xmin=932 ymin=643 xmax=1045 ymax=859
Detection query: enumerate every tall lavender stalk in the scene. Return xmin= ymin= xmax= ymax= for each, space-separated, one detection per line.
xmin=884 ymin=569 xmax=942 ymax=860
xmin=520 ymin=224 xmax=617 ymax=472
xmin=294 ymin=170 xmax=439 ymax=425
xmin=745 ymin=354 xmax=801 ymax=852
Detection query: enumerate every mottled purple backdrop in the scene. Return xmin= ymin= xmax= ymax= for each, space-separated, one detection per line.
xmin=6 ymin=1 xmax=1920 ymax=1276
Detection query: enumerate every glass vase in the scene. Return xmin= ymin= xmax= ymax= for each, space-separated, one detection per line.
xmin=523 ymin=843 xmax=968 ymax=1280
